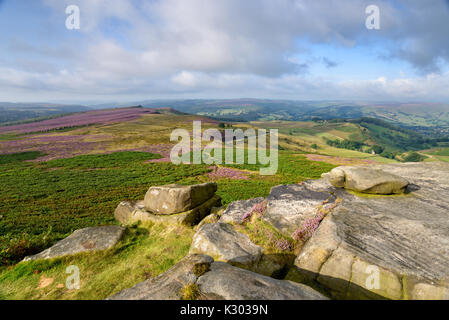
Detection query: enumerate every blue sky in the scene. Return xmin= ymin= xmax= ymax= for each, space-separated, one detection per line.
xmin=0 ymin=0 xmax=448 ymax=103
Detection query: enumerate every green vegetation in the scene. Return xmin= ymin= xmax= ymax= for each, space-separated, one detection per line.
xmin=0 ymin=151 xmax=44 ymax=164
xmin=350 ymin=118 xmax=437 ymax=152
xmin=428 ymin=148 xmax=449 ymax=156
xmin=403 ymin=152 xmax=427 ymax=162
xmin=0 ymin=223 xmax=194 ymax=300
xmin=236 ymin=216 xmax=296 ymax=255
xmin=1 ymin=107 xmax=447 ymax=300
xmin=181 ymin=283 xmax=201 ymax=300
xmin=0 ymin=150 xmax=334 ymax=266
xmin=44 ymin=152 xmax=161 ymax=169
xmin=0 ymin=152 xmax=209 ymax=266
xmin=325 ymin=138 xmax=366 ymax=151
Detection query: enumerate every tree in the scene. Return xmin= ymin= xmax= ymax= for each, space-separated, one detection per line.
xmin=403 ymin=152 xmax=426 ymax=162
xmin=371 ymin=145 xmax=384 ymax=154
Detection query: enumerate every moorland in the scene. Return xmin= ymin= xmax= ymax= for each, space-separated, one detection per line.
xmin=0 ymin=103 xmax=448 ymax=299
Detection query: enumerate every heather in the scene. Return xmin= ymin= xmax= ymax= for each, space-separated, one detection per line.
xmin=236 ymin=212 xmax=296 ymax=255
xmin=0 ymin=107 xmax=154 ymax=135
xmin=207 ymin=166 xmax=249 ymax=180
xmin=0 ymin=149 xmax=334 ymax=265
xmin=0 ymin=133 xmax=113 ymax=161
xmin=0 ymin=112 xmax=336 ymax=267
xmin=0 ymin=152 xmax=210 ymax=266
xmin=292 ymin=199 xmax=341 ymax=241
xmin=242 ymin=199 xmax=267 ymax=222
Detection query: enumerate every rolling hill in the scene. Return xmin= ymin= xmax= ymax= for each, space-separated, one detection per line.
xmin=99 ymin=99 xmax=449 ymax=138
xmin=0 ymin=103 xmax=91 ymax=125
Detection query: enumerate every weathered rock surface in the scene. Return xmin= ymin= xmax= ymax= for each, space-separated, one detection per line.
xmin=189 ymin=223 xmax=263 ymax=269
xmin=288 ymin=162 xmax=449 ymax=300
xmin=219 ymin=197 xmax=265 ymax=224
xmin=323 ymin=166 xmax=409 ymax=194
xmin=197 ymin=262 xmax=328 ymax=300
xmin=263 ymin=183 xmax=336 ymax=235
xmin=144 ymin=182 xmax=217 ymax=214
xmin=115 ymin=195 xmax=221 ymax=226
xmin=114 ymin=200 xmax=144 ymax=225
xmin=108 ymin=254 xmax=213 ymax=300
xmin=196 ymin=212 xmax=220 ymax=229
xmin=108 ymin=255 xmax=326 ymax=300
xmin=23 ymin=226 xmax=124 ymax=261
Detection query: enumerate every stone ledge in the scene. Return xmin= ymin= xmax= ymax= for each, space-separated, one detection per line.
xmin=115 ymin=195 xmax=222 ymax=226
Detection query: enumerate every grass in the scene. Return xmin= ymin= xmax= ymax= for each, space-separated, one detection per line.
xmin=43 ymin=151 xmax=161 ymax=169
xmin=0 ymin=151 xmax=45 ymax=164
xmin=0 ymin=223 xmax=194 ymax=300
xmin=0 ymin=115 xmax=337 ymax=299
xmin=0 ymin=149 xmax=334 ymax=267
xmin=0 ymin=151 xmax=210 ymax=266
xmin=428 ymin=147 xmax=449 ymax=156
xmin=235 ymin=217 xmax=297 ymax=255
xmin=181 ymin=283 xmax=201 ymax=300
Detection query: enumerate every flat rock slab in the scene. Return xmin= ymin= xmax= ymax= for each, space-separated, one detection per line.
xmin=189 ymin=223 xmax=263 ymax=268
xmin=108 ymin=254 xmax=214 ymax=300
xmin=291 ymin=162 xmax=449 ymax=300
xmin=264 ymin=183 xmax=336 ymax=236
xmin=323 ymin=166 xmax=409 ymax=194
xmin=197 ymin=262 xmax=328 ymax=300
xmin=115 ymin=195 xmax=221 ymax=226
xmin=219 ymin=197 xmax=265 ymax=224
xmin=23 ymin=226 xmax=124 ymax=261
xmin=144 ymin=182 xmax=217 ymax=214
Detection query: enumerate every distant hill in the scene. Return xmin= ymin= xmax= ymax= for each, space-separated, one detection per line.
xmin=0 ymin=106 xmax=175 ymax=134
xmin=111 ymin=99 xmax=449 ymax=138
xmin=0 ymin=103 xmax=91 ymax=125
xmin=252 ymin=116 xmax=448 ymax=161
xmin=2 ymin=99 xmax=449 ymax=139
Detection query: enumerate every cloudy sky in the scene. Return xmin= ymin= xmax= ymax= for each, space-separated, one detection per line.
xmin=0 ymin=0 xmax=448 ymax=103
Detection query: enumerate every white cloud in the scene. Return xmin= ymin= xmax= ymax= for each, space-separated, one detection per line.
xmin=0 ymin=0 xmax=448 ymax=102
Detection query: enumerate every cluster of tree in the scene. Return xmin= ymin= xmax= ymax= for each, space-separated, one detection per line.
xmin=402 ymin=152 xmax=427 ymax=162
xmin=325 ymin=139 xmax=365 ymax=151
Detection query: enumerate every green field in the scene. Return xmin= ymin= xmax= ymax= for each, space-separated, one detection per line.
xmin=0 ymin=150 xmax=334 ymax=267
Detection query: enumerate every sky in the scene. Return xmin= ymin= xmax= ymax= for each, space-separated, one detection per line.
xmin=0 ymin=0 xmax=448 ymax=104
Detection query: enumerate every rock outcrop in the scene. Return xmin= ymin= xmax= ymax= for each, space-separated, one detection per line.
xmin=108 ymin=254 xmax=327 ymax=300
xmin=219 ymin=197 xmax=265 ymax=224
xmin=115 ymin=182 xmax=221 ymax=226
xmin=109 ymin=162 xmax=449 ymax=300
xmin=197 ymin=261 xmax=328 ymax=300
xmin=189 ymin=223 xmax=263 ymax=269
xmin=286 ymin=162 xmax=449 ymax=300
xmin=115 ymin=195 xmax=221 ymax=226
xmin=144 ymin=182 xmax=217 ymax=214
xmin=108 ymin=254 xmax=214 ymax=300
xmin=23 ymin=226 xmax=124 ymax=261
xmin=322 ymin=166 xmax=409 ymax=194
xmin=263 ymin=183 xmax=337 ymax=236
